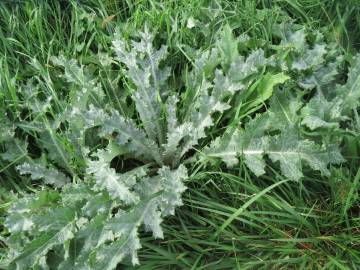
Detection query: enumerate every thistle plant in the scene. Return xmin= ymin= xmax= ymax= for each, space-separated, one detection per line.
xmin=2 ymin=22 xmax=359 ymax=269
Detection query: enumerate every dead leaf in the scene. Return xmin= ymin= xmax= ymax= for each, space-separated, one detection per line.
xmin=102 ymin=14 xmax=115 ymax=28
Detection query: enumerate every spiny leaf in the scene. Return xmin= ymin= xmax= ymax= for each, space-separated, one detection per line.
xmin=268 ymin=89 xmax=302 ymax=130
xmin=9 ymin=207 xmax=76 ymax=270
xmin=301 ymin=93 xmax=343 ymax=130
xmin=21 ymin=81 xmax=53 ymax=113
xmin=99 ymin=109 xmax=162 ymax=164
xmin=299 ymin=61 xmax=340 ymax=91
xmin=87 ymin=149 xmax=141 ymax=205
xmin=228 ymin=49 xmax=267 ymax=82
xmin=66 ymin=214 xmax=113 ymax=268
xmin=112 ymin=29 xmax=168 ymax=143
xmin=213 ymin=69 xmax=244 ymax=97
xmin=205 ymin=117 xmax=343 ymax=180
xmin=38 ymin=130 xmax=72 ymax=170
xmin=95 ymin=198 xmax=163 ymax=268
xmin=156 ymin=164 xmax=188 ymax=216
xmin=163 ymin=122 xmax=192 ymax=163
xmin=204 ymin=114 xmax=269 ymax=173
xmin=3 ymin=24 xmax=352 ymax=270
xmin=0 ymin=138 xmax=28 ymax=162
xmin=51 ymin=55 xmax=85 ymax=85
xmin=179 ymin=70 xmax=239 ymax=160
xmin=61 ymin=183 xmax=93 ymax=207
xmin=92 ymin=229 xmax=141 ymax=269
xmin=292 ymin=44 xmax=326 ymax=71
xmin=5 ymin=213 xmax=34 ymax=233
xmin=277 ymin=24 xmax=306 ymax=53
xmin=335 ymin=54 xmax=360 ymax=113
xmin=4 ymin=196 xmax=38 ymax=234
xmin=267 ymin=129 xmax=344 ymax=180
xmin=51 ymin=55 xmax=104 ymax=110
xmin=162 ymin=95 xmax=193 ymax=162
xmin=217 ymin=24 xmax=238 ymax=68
xmin=81 ymin=192 xmax=112 ymax=217
xmin=301 ymin=55 xmax=360 ymax=130
xmin=17 ymin=162 xmax=70 ymax=187
xmin=11 ymin=224 xmax=75 ymax=270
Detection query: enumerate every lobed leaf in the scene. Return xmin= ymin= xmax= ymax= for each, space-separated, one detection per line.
xmin=17 ymin=162 xmax=70 ymax=187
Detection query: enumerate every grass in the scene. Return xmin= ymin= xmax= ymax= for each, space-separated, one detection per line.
xmin=0 ymin=0 xmax=359 ymax=269
xmin=133 ymin=168 xmax=360 ymax=269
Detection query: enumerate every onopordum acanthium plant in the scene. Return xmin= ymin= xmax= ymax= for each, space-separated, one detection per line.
xmin=2 ymin=23 xmax=359 ymax=269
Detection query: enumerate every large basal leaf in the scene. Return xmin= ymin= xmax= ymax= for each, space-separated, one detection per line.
xmin=205 ymin=87 xmax=344 ymax=181
xmin=266 ymin=129 xmax=344 ymax=180
xmin=206 ymin=126 xmax=343 ymax=181
xmin=112 ymin=27 xmax=169 ymax=144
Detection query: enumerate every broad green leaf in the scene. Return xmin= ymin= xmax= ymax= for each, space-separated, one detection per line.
xmin=242 ymin=73 xmax=290 ymax=113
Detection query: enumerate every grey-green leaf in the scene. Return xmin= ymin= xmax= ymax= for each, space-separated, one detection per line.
xmin=335 ymin=54 xmax=360 ymax=113
xmin=87 ymin=150 xmax=140 ymax=205
xmin=11 ymin=224 xmax=75 ymax=270
xmin=268 ymin=130 xmax=344 ymax=180
xmin=17 ymin=162 xmax=69 ymax=187
xmin=301 ymin=94 xmax=343 ymax=130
